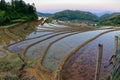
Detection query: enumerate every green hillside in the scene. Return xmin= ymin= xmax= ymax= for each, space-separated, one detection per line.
xmin=0 ymin=0 xmax=38 ymax=26
xmin=99 ymin=14 xmax=112 ymax=21
xmin=98 ymin=13 xmax=120 ymax=26
xmin=49 ymin=10 xmax=98 ymax=22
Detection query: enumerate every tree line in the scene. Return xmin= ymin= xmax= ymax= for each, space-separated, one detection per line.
xmin=98 ymin=13 xmax=120 ymax=26
xmin=0 ymin=0 xmax=38 ymax=26
xmin=48 ymin=10 xmax=98 ymax=22
xmin=46 ymin=10 xmax=120 ymax=26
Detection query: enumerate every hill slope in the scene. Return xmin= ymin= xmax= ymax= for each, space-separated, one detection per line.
xmin=49 ymin=10 xmax=98 ymax=22
xmin=98 ymin=13 xmax=120 ymax=26
xmin=99 ymin=14 xmax=112 ymax=21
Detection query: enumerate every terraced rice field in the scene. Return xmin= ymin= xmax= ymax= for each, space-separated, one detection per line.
xmin=62 ymin=31 xmax=120 ymax=80
xmin=0 ymin=20 xmax=120 ymax=80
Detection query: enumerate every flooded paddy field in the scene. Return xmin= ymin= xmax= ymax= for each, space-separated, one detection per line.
xmin=62 ymin=31 xmax=120 ymax=80
xmin=26 ymin=32 xmax=53 ymax=39
xmin=25 ymin=32 xmax=76 ymax=58
xmin=1 ymin=19 xmax=120 ymax=80
xmin=42 ymin=30 xmax=109 ymax=71
xmin=7 ymin=32 xmax=64 ymax=53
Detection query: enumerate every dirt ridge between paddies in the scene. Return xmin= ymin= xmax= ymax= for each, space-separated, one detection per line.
xmin=7 ymin=32 xmax=65 ymax=53
xmin=7 ymin=30 xmax=80 ymax=50
xmin=0 ymin=23 xmax=21 ymax=29
xmin=22 ymin=28 xmax=96 ymax=58
xmin=19 ymin=29 xmax=119 ymax=80
xmin=0 ymin=18 xmax=44 ymax=29
xmin=7 ymin=31 xmax=75 ymax=47
xmin=28 ymin=29 xmax=115 ymax=80
xmin=22 ymin=32 xmax=81 ymax=80
xmin=37 ymin=32 xmax=81 ymax=73
xmin=4 ymin=29 xmax=19 ymax=42
xmin=22 ymin=31 xmax=78 ymax=56
xmin=7 ymin=32 xmax=56 ymax=50
xmin=54 ymin=28 xmax=120 ymax=80
xmin=16 ymin=32 xmax=79 ymax=80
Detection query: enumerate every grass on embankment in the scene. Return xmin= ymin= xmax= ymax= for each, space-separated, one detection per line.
xmin=0 ymin=52 xmax=38 ymax=80
xmin=0 ymin=23 xmax=20 ymax=28
xmin=0 ymin=19 xmax=27 ymax=29
xmin=0 ymin=53 xmax=23 ymax=79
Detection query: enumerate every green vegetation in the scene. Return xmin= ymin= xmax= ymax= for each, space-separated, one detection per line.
xmin=49 ymin=10 xmax=98 ymax=22
xmin=0 ymin=53 xmax=38 ymax=79
xmin=99 ymin=14 xmax=112 ymax=21
xmin=0 ymin=23 xmax=19 ymax=28
xmin=104 ymin=36 xmax=120 ymax=80
xmin=46 ymin=17 xmax=53 ymax=23
xmin=45 ymin=10 xmax=120 ymax=26
xmin=98 ymin=13 xmax=120 ymax=26
xmin=0 ymin=54 xmax=22 ymax=79
xmin=0 ymin=0 xmax=38 ymax=27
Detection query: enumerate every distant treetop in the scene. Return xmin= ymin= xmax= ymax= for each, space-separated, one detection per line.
xmin=49 ymin=10 xmax=98 ymax=22
xmin=0 ymin=0 xmax=38 ymax=26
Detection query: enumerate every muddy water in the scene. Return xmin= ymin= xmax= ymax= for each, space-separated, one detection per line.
xmin=62 ymin=31 xmax=120 ymax=80
xmin=42 ymin=30 xmax=109 ymax=71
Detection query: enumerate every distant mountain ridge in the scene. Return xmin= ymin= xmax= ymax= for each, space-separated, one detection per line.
xmin=92 ymin=11 xmax=113 ymax=17
xmin=49 ymin=10 xmax=98 ymax=22
xmin=38 ymin=10 xmax=120 ymax=26
xmin=37 ymin=12 xmax=52 ymax=17
xmin=98 ymin=13 xmax=120 ymax=26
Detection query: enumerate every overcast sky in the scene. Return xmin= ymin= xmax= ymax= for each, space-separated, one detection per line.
xmin=6 ymin=0 xmax=120 ymax=13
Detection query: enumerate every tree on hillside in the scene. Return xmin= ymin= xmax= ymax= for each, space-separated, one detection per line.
xmin=0 ymin=0 xmax=38 ymax=26
xmin=98 ymin=14 xmax=120 ymax=26
xmin=0 ymin=0 xmax=7 ymax=10
xmin=50 ymin=10 xmax=98 ymax=22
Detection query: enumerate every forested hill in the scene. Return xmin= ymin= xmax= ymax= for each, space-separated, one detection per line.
xmin=99 ymin=13 xmax=120 ymax=20
xmin=0 ymin=0 xmax=38 ymax=26
xmin=49 ymin=10 xmax=98 ymax=22
xmin=99 ymin=14 xmax=112 ymax=21
xmin=98 ymin=13 xmax=120 ymax=26
xmin=47 ymin=10 xmax=120 ymax=26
